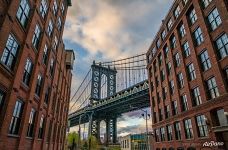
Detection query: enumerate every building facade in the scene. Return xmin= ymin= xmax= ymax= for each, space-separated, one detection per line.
xmin=119 ymin=133 xmax=148 ymax=150
xmin=0 ymin=0 xmax=74 ymax=150
xmin=147 ymin=0 xmax=228 ymax=149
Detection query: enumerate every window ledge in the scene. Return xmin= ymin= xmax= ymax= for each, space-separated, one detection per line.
xmin=0 ymin=62 xmax=14 ymax=77
xmin=26 ymin=136 xmax=33 ymax=140
xmin=37 ymin=138 xmax=43 ymax=141
xmin=20 ymin=82 xmax=30 ymax=92
xmin=8 ymin=134 xmax=19 ymax=138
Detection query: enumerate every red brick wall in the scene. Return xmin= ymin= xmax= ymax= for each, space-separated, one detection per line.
xmin=147 ymin=0 xmax=228 ymax=149
xmin=0 ymin=0 xmax=72 ymax=150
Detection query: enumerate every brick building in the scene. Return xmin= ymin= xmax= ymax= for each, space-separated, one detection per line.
xmin=0 ymin=0 xmax=74 ymax=150
xmin=146 ymin=0 xmax=228 ymax=149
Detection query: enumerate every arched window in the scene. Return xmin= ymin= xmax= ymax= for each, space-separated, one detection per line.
xmin=101 ymin=74 xmax=107 ymax=99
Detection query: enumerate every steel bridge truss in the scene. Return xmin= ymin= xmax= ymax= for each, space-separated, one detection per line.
xmin=68 ymin=53 xmax=150 ymax=145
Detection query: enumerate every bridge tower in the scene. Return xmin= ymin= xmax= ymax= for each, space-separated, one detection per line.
xmin=90 ymin=61 xmax=117 ymax=101
xmin=89 ymin=61 xmax=118 ymax=144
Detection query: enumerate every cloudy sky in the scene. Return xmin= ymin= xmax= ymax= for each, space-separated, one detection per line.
xmin=63 ymin=0 xmax=173 ymax=136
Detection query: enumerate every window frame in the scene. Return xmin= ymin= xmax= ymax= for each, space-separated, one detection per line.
xmin=1 ymin=34 xmax=19 ymax=70
xmin=27 ymin=108 xmax=36 ymax=137
xmin=9 ymin=100 xmax=24 ymax=135
xmin=16 ymin=0 xmax=30 ymax=28
xmin=22 ymin=58 xmax=33 ymax=86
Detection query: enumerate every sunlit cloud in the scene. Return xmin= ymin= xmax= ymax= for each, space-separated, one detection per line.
xmin=64 ymin=0 xmax=173 ymax=136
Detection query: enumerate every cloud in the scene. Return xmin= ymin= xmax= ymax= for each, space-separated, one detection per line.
xmin=64 ymin=0 xmax=173 ymax=61
xmin=64 ymin=0 xmax=173 ymax=135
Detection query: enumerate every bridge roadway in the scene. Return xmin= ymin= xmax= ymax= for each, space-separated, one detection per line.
xmin=68 ymin=80 xmax=150 ymax=127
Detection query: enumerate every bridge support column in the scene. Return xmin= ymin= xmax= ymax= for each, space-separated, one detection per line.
xmin=89 ymin=120 xmax=100 ymax=140
xmin=105 ymin=117 xmax=118 ymax=145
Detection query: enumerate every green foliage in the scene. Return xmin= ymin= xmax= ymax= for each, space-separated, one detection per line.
xmin=88 ymin=135 xmax=99 ymax=149
xmin=67 ymin=132 xmax=79 ymax=146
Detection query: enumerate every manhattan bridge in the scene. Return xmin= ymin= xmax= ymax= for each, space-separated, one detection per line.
xmin=68 ymin=53 xmax=150 ymax=145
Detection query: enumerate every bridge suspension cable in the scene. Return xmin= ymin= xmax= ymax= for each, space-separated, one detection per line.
xmin=69 ymin=53 xmax=148 ymax=113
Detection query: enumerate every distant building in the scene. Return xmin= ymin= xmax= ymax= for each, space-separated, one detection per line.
xmin=147 ymin=0 xmax=228 ymax=150
xmin=119 ymin=133 xmax=150 ymax=150
xmin=0 ymin=0 xmax=74 ymax=150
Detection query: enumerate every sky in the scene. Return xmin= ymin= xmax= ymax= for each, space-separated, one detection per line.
xmin=63 ymin=0 xmax=173 ymax=137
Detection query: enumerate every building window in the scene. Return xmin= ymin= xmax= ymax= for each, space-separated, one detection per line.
xmin=154 ymin=112 xmax=157 ymax=123
xmin=38 ymin=115 xmax=45 ymax=139
xmin=216 ymin=109 xmax=228 ymax=126
xmin=167 ymin=18 xmax=173 ymax=30
xmin=224 ymin=67 xmax=228 ymax=84
xmin=158 ymin=53 xmax=163 ymax=66
xmin=27 ymin=108 xmax=36 ymax=137
xmin=49 ymin=58 xmax=55 ymax=77
xmin=47 ymin=20 xmax=53 ymax=36
xmin=0 ymin=90 xmax=5 ymax=113
xmin=183 ymin=0 xmax=189 ymax=5
xmin=165 ymin=105 xmax=170 ymax=118
xmin=155 ymin=129 xmax=160 ymax=142
xmin=153 ymin=60 xmax=157 ymax=73
xmin=174 ymin=53 xmax=181 ymax=67
xmin=215 ymin=33 xmax=228 ymax=59
xmin=174 ymin=122 xmax=181 ymax=140
xmin=208 ymin=8 xmax=222 ymax=31
xmin=199 ymin=50 xmax=211 ymax=71
xmin=206 ymin=77 xmax=219 ymax=99
xmin=184 ymin=119 xmax=194 ymax=139
xmin=192 ymin=87 xmax=202 ymax=106
xmin=156 ymin=39 xmax=161 ymax=48
xmin=172 ymin=100 xmax=178 ymax=115
xmin=22 ymin=58 xmax=33 ymax=85
xmin=177 ymin=72 xmax=184 ymax=89
xmin=53 ymin=36 xmax=58 ymax=50
xmin=170 ymin=35 xmax=176 ymax=49
xmin=169 ymin=80 xmax=175 ymax=95
xmin=57 ymin=17 xmax=62 ymax=30
xmin=161 ymin=30 xmax=166 ymax=41
xmin=155 ymin=76 xmax=159 ymax=88
xmin=162 ymin=87 xmax=167 ymax=100
xmin=194 ymin=27 xmax=204 ymax=46
xmin=174 ymin=5 xmax=181 ymax=19
xmin=35 ymin=74 xmax=43 ymax=96
xmin=181 ymin=95 xmax=188 ymax=111
xmin=16 ymin=0 xmax=30 ymax=28
xmin=187 ymin=63 xmax=196 ymax=81
xmin=160 ymin=127 xmax=166 ymax=141
xmin=40 ymin=0 xmax=48 ymax=18
xmin=61 ymin=2 xmax=65 ymax=14
xmin=167 ymin=125 xmax=173 ymax=141
xmin=188 ymin=8 xmax=197 ymax=25
xmin=202 ymin=0 xmax=213 ymax=8
xmin=196 ymin=115 xmax=208 ymax=137
xmin=178 ymin=23 xmax=186 ymax=38
xmin=9 ymin=100 xmax=24 ymax=135
xmin=163 ymin=45 xmax=169 ymax=58
xmin=167 ymin=62 xmax=172 ymax=76
xmin=42 ymin=44 xmax=48 ymax=65
xmin=53 ymin=0 xmax=58 ymax=15
xmin=44 ymin=87 xmax=50 ymax=104
xmin=159 ymin=108 xmax=163 ymax=121
xmin=1 ymin=34 xmax=19 ymax=70
xmin=32 ymin=24 xmax=41 ymax=49
xmin=182 ymin=42 xmax=190 ymax=57
xmin=161 ymin=69 xmax=165 ymax=82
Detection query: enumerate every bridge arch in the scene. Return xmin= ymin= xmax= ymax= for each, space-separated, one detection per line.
xmin=99 ymin=120 xmax=106 ymax=143
xmin=101 ymin=74 xmax=108 ymax=99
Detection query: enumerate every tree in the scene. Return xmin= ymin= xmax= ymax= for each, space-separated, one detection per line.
xmin=88 ymin=135 xmax=99 ymax=150
xmin=67 ymin=132 xmax=79 ymax=150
